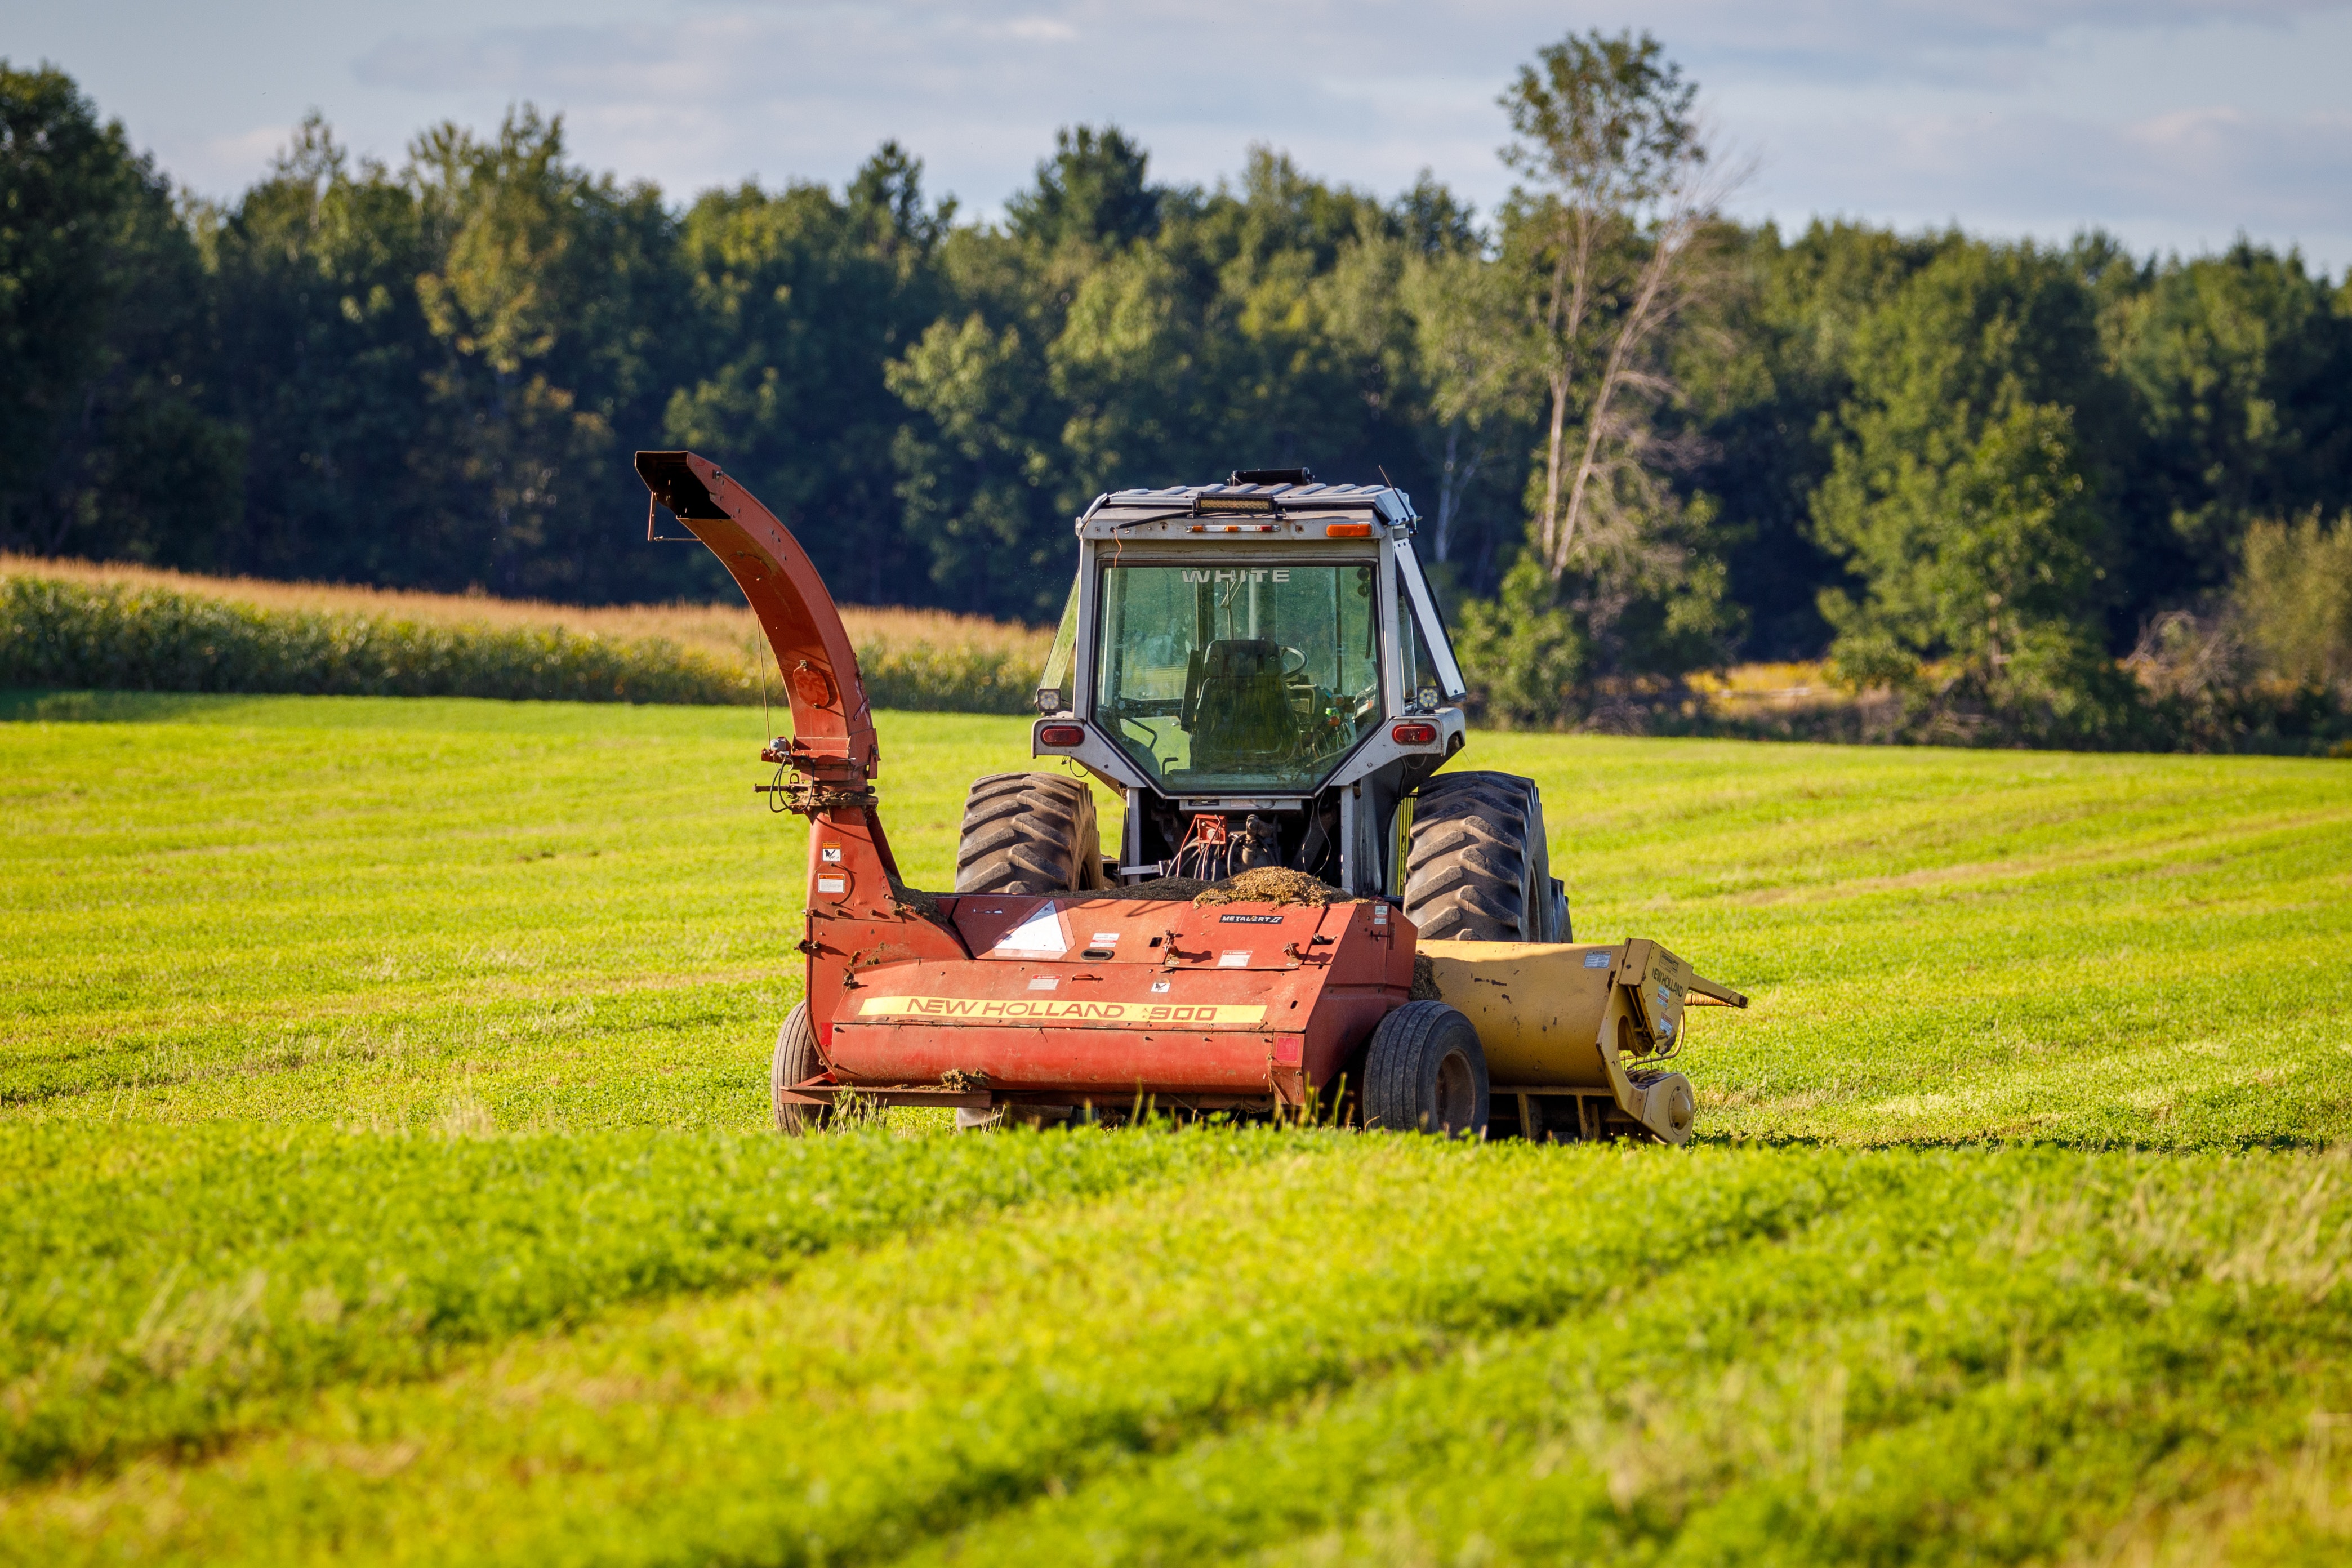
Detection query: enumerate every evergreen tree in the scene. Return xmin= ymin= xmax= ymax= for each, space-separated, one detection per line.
xmin=667 ymin=145 xmax=948 ymax=605
xmin=204 ymin=115 xmax=440 ymax=584
xmin=0 ymin=62 xmax=240 ymax=564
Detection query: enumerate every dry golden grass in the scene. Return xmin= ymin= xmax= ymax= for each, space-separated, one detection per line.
xmin=1683 ymin=661 xmax=1846 ymax=713
xmin=0 ymin=555 xmax=1050 ymax=678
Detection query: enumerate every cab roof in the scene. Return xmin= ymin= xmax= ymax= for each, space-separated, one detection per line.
xmin=1078 ymin=480 xmax=1418 ymax=540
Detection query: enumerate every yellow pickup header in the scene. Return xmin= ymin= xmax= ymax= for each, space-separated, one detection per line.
xmin=857 ymin=996 xmax=1267 ymax=1028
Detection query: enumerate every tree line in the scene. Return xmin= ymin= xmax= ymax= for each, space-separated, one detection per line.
xmin=4 ymin=39 xmax=2348 ymax=742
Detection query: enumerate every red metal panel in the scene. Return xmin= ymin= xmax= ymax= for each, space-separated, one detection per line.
xmin=635 ymin=451 xmax=876 ymax=784
xmin=802 ymin=812 xmax=969 ymax=1051
xmin=825 ymin=897 xmax=1413 ymax=1099
xmin=823 ymin=1023 xmax=1284 ymax=1094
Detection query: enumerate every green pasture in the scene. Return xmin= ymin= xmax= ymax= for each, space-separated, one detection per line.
xmin=3 ymin=694 xmax=2350 ymax=1563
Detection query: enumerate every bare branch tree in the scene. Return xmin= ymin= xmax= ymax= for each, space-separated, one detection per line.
xmin=1550 ymin=144 xmax=1747 ymax=581
xmin=1497 ymin=32 xmax=1743 ymax=582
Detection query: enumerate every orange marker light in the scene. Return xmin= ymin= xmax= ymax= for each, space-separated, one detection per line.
xmin=1324 ymin=522 xmax=1375 ymax=538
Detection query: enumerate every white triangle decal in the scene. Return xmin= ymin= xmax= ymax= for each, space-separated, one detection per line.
xmin=992 ymin=905 xmax=1067 ymax=955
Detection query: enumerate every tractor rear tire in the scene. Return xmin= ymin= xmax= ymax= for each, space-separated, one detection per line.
xmin=771 ymin=1001 xmax=831 ymax=1136
xmin=1362 ymin=1001 xmax=1489 ymax=1137
xmin=1402 ymin=771 xmax=1570 ymax=943
xmin=954 ymin=773 xmax=1108 ymax=896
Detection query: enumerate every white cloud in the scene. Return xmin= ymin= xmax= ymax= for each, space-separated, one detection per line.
xmin=1742 ymin=99 xmax=2352 ymax=262
xmin=194 ymin=123 xmax=291 ymax=179
xmin=990 ymin=15 xmax=1080 ymax=42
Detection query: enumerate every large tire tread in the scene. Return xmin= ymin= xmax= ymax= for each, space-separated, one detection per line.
xmin=953 ymin=773 xmax=1107 ymax=896
xmin=1404 ymin=770 xmax=1554 ymax=942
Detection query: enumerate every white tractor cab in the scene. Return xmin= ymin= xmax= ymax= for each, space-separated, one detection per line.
xmin=952 ymin=466 xmax=1569 ymax=944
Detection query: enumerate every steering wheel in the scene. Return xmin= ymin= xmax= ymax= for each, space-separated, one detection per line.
xmin=1280 ymin=646 xmax=1308 ymax=677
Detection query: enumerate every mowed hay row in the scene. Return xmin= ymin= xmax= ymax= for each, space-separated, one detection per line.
xmin=10 ymin=1142 xmax=2352 ymax=1566
xmin=0 ymin=1122 xmax=1290 ymax=1486
xmin=0 ymin=555 xmax=1051 ymax=711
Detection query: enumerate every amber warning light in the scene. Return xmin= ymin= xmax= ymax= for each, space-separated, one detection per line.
xmin=1323 ymin=522 xmax=1374 ymax=538
xmin=1038 ymin=724 xmax=1085 ymax=747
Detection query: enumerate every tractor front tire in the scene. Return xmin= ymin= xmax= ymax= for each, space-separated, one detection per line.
xmin=954 ymin=773 xmax=1107 ymax=896
xmin=771 ymin=1001 xmax=832 ymax=1136
xmin=1362 ymin=1001 xmax=1489 ymax=1137
xmin=1402 ymin=771 xmax=1570 ymax=943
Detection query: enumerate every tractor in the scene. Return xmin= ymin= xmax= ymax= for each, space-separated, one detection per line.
xmin=635 ymin=452 xmax=1743 ymax=1141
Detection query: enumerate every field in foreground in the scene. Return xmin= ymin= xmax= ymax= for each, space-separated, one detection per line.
xmin=3 ymin=696 xmax=2350 ymax=1563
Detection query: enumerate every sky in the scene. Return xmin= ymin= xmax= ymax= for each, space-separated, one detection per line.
xmin=7 ymin=1 xmax=2350 ymax=272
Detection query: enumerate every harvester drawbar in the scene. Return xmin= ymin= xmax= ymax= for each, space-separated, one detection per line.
xmin=636 ymin=450 xmax=1745 ymax=1141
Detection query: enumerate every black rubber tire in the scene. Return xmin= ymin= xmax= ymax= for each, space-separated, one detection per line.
xmin=1362 ymin=1000 xmax=1489 ymax=1137
xmin=1402 ymin=772 xmax=1569 ymax=942
xmin=952 ymin=773 xmax=1108 ymax=896
xmin=771 ymin=1001 xmax=831 ymax=1136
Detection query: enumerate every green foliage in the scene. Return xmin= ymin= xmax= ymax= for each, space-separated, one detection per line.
xmin=2109 ymin=242 xmax=2352 ymax=591
xmin=1499 ymin=29 xmax=1698 ymax=207
xmin=887 ymin=138 xmax=1468 ymax=618
xmin=1004 ymin=126 xmax=1160 ymax=249
xmin=1674 ymin=220 xmax=1965 ymax=661
xmin=1810 ymin=242 xmax=2145 ymax=743
xmin=408 ymin=108 xmax=689 ymax=602
xmin=1395 ymin=242 xmax=1539 ymax=573
xmin=1453 ymin=557 xmax=1588 ymax=726
xmin=887 ymin=311 xmax=1065 ymax=616
xmin=201 ymin=118 xmax=446 ymax=586
xmin=2237 ymin=509 xmax=2352 ymax=697
xmin=1458 ymin=29 xmax=1744 ymax=714
xmin=0 ymin=62 xmax=242 ymax=565
xmin=667 ymin=146 xmax=948 ymax=605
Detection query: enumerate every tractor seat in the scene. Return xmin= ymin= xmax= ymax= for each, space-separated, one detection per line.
xmin=1188 ymin=638 xmax=1299 ymax=770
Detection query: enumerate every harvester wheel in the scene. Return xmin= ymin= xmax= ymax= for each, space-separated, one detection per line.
xmin=1402 ymin=772 xmax=1569 ymax=942
xmin=954 ymin=773 xmax=1108 ymax=896
xmin=1362 ymin=1001 xmax=1489 ymax=1137
xmin=770 ymin=1001 xmax=832 ymax=1136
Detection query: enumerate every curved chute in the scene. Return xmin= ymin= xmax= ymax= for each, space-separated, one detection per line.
xmin=634 ymin=451 xmax=878 ymax=781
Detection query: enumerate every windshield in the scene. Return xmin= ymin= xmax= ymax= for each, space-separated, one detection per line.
xmin=1094 ymin=562 xmax=1383 ymax=793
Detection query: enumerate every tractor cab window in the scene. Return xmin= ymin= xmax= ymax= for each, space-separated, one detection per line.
xmin=1037 ymin=572 xmax=1080 ymax=712
xmin=1094 ymin=562 xmax=1383 ymax=794
xmin=1397 ymin=583 xmax=1435 ymax=709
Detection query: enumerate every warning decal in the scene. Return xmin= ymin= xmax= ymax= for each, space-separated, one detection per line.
xmin=856 ymin=996 xmax=1267 ymax=1028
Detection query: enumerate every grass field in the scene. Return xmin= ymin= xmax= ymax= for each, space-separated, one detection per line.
xmin=5 ymin=694 xmax=2351 ymax=1563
